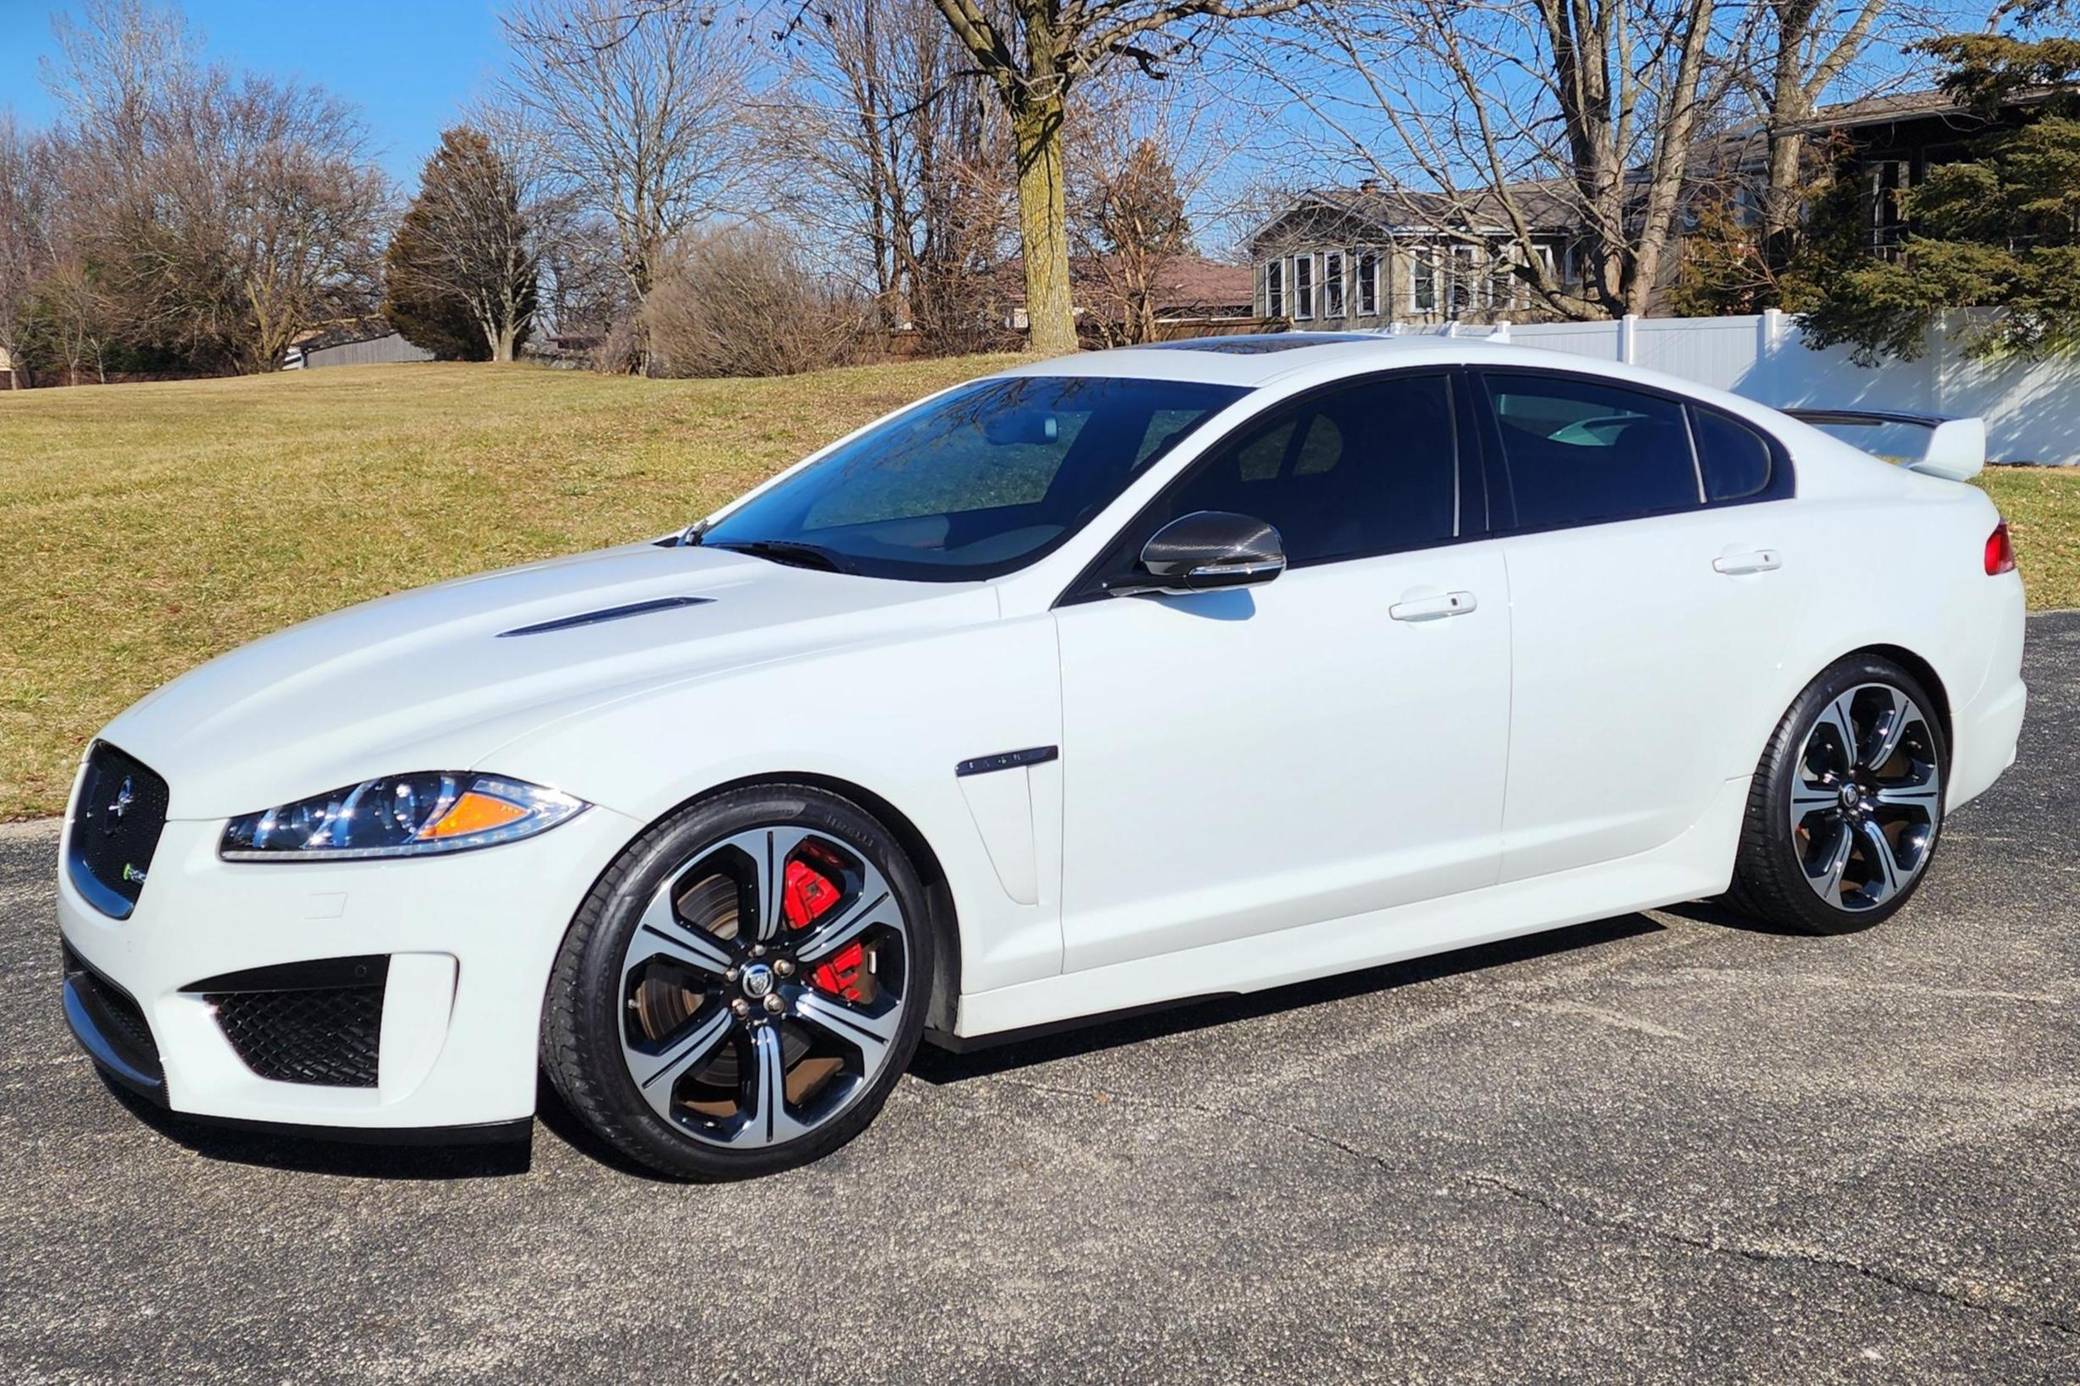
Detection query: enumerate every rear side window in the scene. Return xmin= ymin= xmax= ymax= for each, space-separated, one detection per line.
xmin=1690 ymin=407 xmax=1774 ymax=501
xmin=1115 ymin=372 xmax=1459 ymax=568
xmin=1484 ymin=373 xmax=1700 ymax=529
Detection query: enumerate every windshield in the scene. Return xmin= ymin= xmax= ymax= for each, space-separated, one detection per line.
xmin=697 ymin=375 xmax=1249 ymax=581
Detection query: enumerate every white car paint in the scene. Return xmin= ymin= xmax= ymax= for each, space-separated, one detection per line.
xmin=56 ymin=334 xmax=2028 ymax=1134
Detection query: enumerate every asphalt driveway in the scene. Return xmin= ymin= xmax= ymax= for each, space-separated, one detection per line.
xmin=4 ymin=614 xmax=2076 ymax=1384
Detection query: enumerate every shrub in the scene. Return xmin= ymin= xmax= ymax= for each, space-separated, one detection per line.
xmin=641 ymin=228 xmax=866 ymax=378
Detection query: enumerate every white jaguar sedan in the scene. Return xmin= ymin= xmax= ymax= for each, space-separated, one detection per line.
xmin=58 ymin=333 xmax=2027 ymax=1178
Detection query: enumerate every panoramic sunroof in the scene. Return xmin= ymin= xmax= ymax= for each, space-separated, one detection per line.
xmin=1139 ymin=333 xmax=1364 ymax=355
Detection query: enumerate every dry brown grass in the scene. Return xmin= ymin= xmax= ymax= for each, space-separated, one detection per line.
xmin=1979 ymin=465 xmax=2080 ymax=615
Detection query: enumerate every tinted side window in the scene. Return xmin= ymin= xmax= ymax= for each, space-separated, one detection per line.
xmin=1484 ymin=373 xmax=1700 ymax=529
xmin=1119 ymin=373 xmax=1459 ymax=569
xmin=1690 ymin=407 xmax=1773 ymax=502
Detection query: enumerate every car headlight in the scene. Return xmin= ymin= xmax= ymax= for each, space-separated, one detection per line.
xmin=220 ymin=773 xmax=587 ymax=861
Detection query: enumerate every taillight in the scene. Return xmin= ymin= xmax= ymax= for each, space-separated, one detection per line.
xmin=1985 ymin=519 xmax=2016 ymax=576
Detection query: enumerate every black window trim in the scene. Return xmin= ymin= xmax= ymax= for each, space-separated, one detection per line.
xmin=1055 ymin=365 xmax=1492 ymax=608
xmin=1470 ymin=364 xmax=1796 ymax=539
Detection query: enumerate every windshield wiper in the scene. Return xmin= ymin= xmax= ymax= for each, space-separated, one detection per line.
xmin=707 ymin=539 xmax=851 ymax=574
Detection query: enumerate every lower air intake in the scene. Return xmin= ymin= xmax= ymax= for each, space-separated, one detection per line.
xmin=199 ymin=956 xmax=389 ymax=1088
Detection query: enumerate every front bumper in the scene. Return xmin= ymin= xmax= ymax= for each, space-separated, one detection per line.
xmin=57 ymin=800 xmax=641 ymax=1132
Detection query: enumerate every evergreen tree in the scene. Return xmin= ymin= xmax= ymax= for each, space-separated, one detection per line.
xmin=1799 ymin=33 xmax=2080 ymax=362
xmin=383 ymin=128 xmax=538 ymax=362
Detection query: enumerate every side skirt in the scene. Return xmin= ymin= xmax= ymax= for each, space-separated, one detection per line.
xmin=952 ymin=774 xmax=1749 ymax=1040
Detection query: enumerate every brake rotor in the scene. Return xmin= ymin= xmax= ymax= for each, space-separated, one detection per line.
xmin=676 ymin=870 xmax=741 ymax=941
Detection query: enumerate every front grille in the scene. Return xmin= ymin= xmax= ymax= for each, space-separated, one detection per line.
xmin=61 ymin=944 xmax=164 ymax=1082
xmin=67 ymin=742 xmax=170 ymax=919
xmin=201 ymin=957 xmax=389 ymax=1088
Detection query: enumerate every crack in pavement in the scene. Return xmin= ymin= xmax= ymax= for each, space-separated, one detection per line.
xmin=1462 ymin=1172 xmax=2080 ymax=1341
xmin=965 ymin=1072 xmax=2079 ymax=1345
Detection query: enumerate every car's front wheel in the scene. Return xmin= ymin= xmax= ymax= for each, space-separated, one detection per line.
xmin=542 ymin=784 xmax=933 ymax=1179
xmin=1728 ymin=654 xmax=1947 ymax=935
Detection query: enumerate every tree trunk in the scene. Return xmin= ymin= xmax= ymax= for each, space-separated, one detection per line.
xmin=1013 ymin=94 xmax=1077 ymax=356
xmin=1761 ymin=44 xmax=1812 ymax=298
xmin=495 ymin=321 xmax=518 ymax=362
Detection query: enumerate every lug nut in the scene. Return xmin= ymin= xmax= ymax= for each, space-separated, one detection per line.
xmin=731 ymin=998 xmax=752 ymax=1018
xmin=774 ymin=958 xmax=795 ymax=977
xmin=763 ymin=993 xmax=784 ymax=1014
xmin=751 ymin=944 xmax=767 ymax=958
xmin=725 ymin=966 xmax=740 ymax=983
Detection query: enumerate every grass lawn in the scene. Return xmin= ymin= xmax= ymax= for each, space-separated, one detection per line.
xmin=3 ymin=358 xmax=2076 ymax=820
xmin=1979 ymin=465 xmax=2080 ymax=613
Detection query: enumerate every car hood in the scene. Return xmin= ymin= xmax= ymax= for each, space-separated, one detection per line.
xmin=99 ymin=542 xmax=999 ymax=819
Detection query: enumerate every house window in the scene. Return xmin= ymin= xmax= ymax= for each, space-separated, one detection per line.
xmin=1323 ymin=250 xmax=1345 ymax=318
xmin=1265 ymin=260 xmax=1284 ymax=317
xmin=1293 ymin=254 xmax=1315 ymax=320
xmin=1413 ymin=256 xmax=1436 ymax=313
xmin=1868 ymin=159 xmax=1910 ymax=254
xmin=1449 ymin=245 xmax=1477 ymax=318
xmin=1357 ymin=250 xmax=1380 ymax=316
xmin=1487 ymin=249 xmax=1516 ymax=311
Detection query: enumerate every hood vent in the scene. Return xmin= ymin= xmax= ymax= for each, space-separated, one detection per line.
xmin=499 ymin=595 xmax=714 ymax=638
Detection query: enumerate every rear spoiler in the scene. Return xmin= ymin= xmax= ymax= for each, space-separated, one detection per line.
xmin=1783 ymin=408 xmax=1986 ymax=482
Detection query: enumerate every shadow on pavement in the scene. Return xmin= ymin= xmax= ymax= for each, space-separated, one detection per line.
xmin=1653 ymin=897 xmax=1818 ymax=936
xmin=101 ymin=1076 xmax=534 ymax=1180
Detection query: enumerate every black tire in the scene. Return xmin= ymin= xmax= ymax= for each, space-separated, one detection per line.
xmin=541 ymin=783 xmax=935 ymax=1180
xmin=1726 ymin=653 xmax=1948 ymax=935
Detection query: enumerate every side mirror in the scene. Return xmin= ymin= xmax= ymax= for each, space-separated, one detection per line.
xmin=1118 ymin=510 xmax=1286 ymax=596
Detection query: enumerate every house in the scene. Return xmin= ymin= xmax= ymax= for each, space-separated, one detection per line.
xmin=1781 ymin=87 xmax=2058 ymax=254
xmin=1249 ymin=181 xmax=1579 ymax=330
xmin=999 ymin=254 xmax=1257 ymax=337
xmin=0 ymin=344 xmax=14 ymax=390
xmin=1253 ymin=82 xmax=2055 ymax=330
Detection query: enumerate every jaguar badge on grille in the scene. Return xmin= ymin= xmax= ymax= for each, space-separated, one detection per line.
xmin=104 ymin=776 xmax=134 ymax=833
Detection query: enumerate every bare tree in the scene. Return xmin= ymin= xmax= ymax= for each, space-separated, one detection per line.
xmin=925 ymin=0 xmax=1303 ymax=353
xmin=500 ymin=0 xmax=759 ymax=308
xmin=1259 ymin=0 xmax=1729 ymax=320
xmin=775 ymin=0 xmax=1015 ymax=352
xmin=1068 ymin=76 xmax=1248 ymax=344
xmin=30 ymin=257 xmax=114 ymax=385
xmin=42 ymin=0 xmax=388 ymax=374
xmin=0 ymin=116 xmax=52 ymax=383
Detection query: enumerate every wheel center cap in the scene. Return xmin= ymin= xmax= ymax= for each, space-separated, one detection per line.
xmin=740 ymin=963 xmax=775 ymax=1000
xmin=1839 ymin=784 xmax=1862 ymax=810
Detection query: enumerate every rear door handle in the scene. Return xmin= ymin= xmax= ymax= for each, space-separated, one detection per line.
xmin=1713 ymin=548 xmax=1782 ymax=576
xmin=1389 ymin=590 xmax=1478 ymax=622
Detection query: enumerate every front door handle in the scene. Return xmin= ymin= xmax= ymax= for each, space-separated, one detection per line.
xmin=1713 ymin=547 xmax=1782 ymax=576
xmin=1389 ymin=590 xmax=1478 ymax=622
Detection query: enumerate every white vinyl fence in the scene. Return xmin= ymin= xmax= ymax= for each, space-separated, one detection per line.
xmin=1397 ymin=309 xmax=2080 ymax=466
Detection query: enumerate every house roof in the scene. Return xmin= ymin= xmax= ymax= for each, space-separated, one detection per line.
xmin=1256 ymin=179 xmax=1584 ymax=247
xmin=288 ymin=317 xmax=398 ymax=353
xmin=997 ymin=255 xmax=1255 ymax=312
xmin=1760 ymin=84 xmax=2060 ymax=138
xmin=1141 ymin=256 xmax=1253 ymax=310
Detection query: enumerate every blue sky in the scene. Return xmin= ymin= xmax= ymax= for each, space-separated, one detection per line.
xmin=0 ymin=0 xmax=508 ymax=183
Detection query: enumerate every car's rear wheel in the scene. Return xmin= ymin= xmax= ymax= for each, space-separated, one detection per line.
xmin=542 ymin=784 xmax=932 ymax=1179
xmin=1727 ymin=655 xmax=1947 ymax=935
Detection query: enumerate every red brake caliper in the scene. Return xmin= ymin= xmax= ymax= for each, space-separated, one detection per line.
xmin=781 ymin=857 xmax=868 ymax=1003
